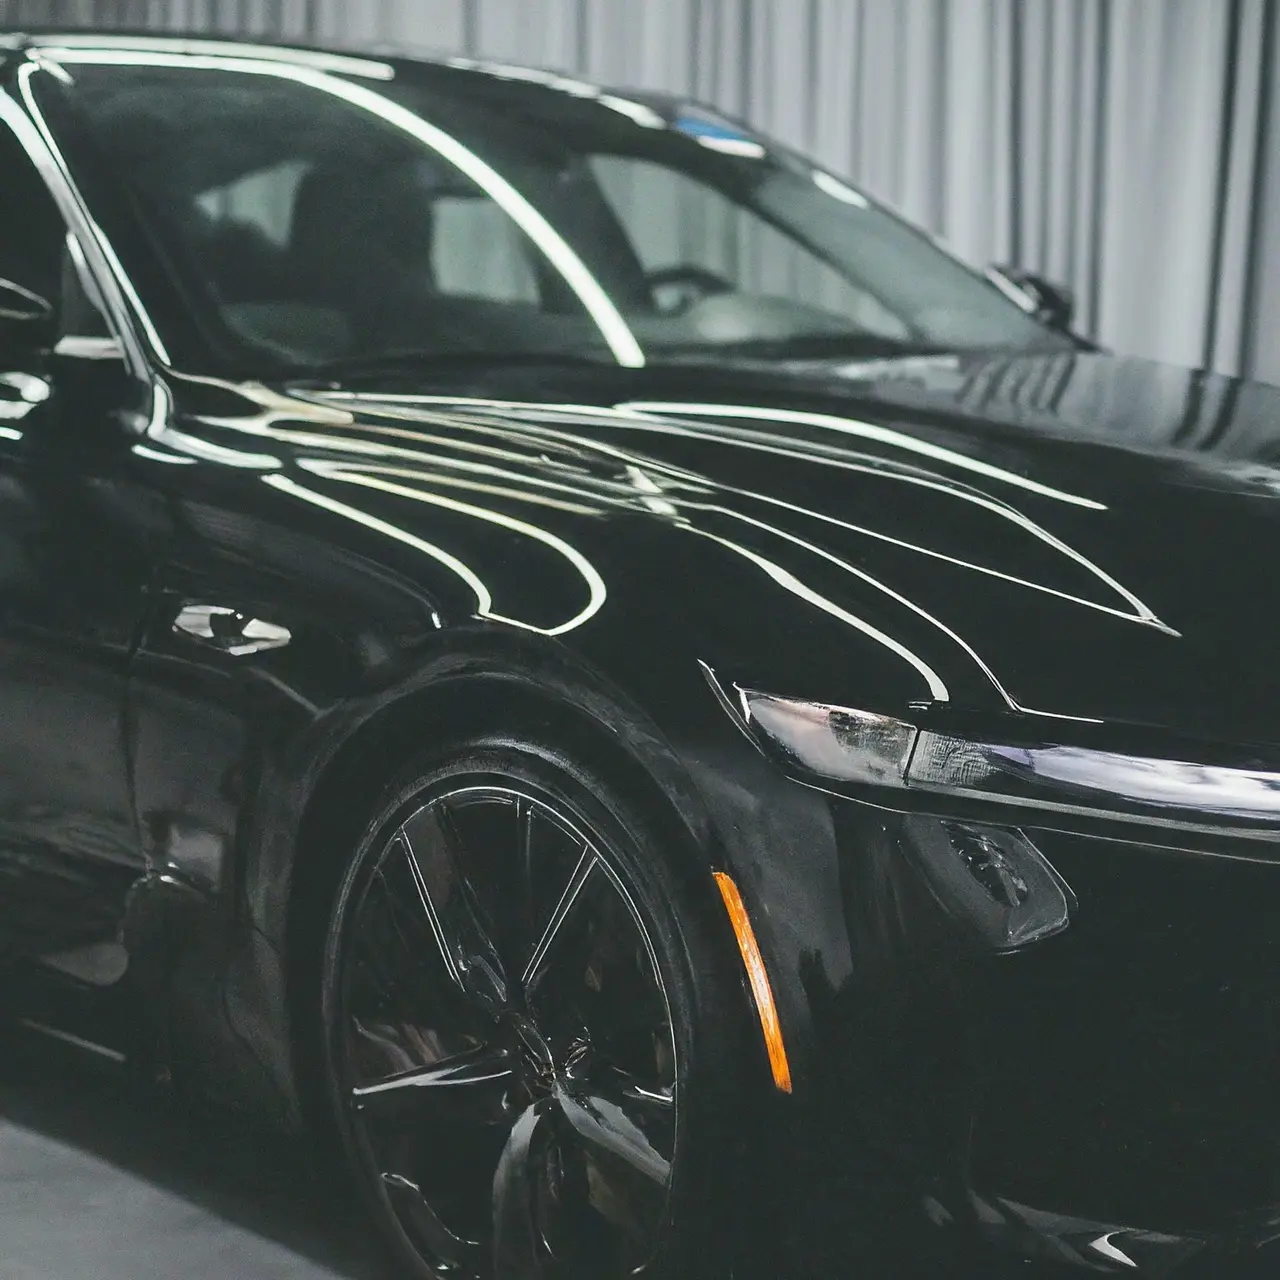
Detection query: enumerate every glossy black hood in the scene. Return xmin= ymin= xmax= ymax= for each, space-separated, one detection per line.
xmin=739 ymin=347 xmax=1280 ymax=747
xmin=155 ymin=347 xmax=1280 ymax=754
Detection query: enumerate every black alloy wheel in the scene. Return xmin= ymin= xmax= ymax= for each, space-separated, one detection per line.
xmin=320 ymin=740 xmax=750 ymax=1280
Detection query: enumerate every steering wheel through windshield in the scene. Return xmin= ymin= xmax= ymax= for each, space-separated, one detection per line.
xmin=645 ymin=264 xmax=735 ymax=314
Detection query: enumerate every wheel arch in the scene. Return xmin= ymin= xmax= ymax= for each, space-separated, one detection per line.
xmin=277 ymin=632 xmax=731 ymax=1123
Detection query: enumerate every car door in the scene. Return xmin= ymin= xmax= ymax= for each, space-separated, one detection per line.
xmin=0 ymin=100 xmax=162 ymax=984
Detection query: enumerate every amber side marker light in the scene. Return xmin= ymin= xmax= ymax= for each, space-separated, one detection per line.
xmin=713 ymin=870 xmax=793 ymax=1094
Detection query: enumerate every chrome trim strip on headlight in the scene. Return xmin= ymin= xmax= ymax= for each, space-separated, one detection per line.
xmin=909 ymin=732 xmax=1280 ymax=824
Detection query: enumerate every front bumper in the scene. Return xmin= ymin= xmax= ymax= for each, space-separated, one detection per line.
xmin=711 ymin=766 xmax=1280 ymax=1277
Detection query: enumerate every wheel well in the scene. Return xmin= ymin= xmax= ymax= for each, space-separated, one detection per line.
xmin=283 ymin=671 xmax=717 ymax=1125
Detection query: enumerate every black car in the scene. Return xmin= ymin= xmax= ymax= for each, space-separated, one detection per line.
xmin=3 ymin=28 xmax=1280 ymax=1280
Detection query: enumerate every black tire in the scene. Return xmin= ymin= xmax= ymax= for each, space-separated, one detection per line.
xmin=318 ymin=731 xmax=755 ymax=1280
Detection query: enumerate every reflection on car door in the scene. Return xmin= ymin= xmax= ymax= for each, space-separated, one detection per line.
xmin=0 ymin=107 xmax=162 ymax=986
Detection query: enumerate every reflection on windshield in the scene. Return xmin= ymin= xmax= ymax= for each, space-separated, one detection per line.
xmin=43 ymin=49 xmax=1069 ymax=373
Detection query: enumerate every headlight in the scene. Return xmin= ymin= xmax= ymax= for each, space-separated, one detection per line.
xmin=731 ymin=683 xmax=1280 ymax=841
xmin=729 ymin=687 xmax=1078 ymax=950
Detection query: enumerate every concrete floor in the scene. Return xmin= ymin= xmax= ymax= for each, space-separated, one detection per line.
xmin=0 ymin=1026 xmax=390 ymax=1280
xmin=0 ymin=1025 xmax=965 ymax=1280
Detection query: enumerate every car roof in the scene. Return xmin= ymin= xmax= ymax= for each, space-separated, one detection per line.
xmin=2 ymin=27 xmax=687 ymax=116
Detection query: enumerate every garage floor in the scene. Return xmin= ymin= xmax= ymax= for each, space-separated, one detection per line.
xmin=0 ymin=1025 xmax=962 ymax=1280
xmin=0 ymin=1026 xmax=389 ymax=1280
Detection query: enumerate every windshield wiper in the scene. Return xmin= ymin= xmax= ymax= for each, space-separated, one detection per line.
xmin=285 ymin=348 xmax=616 ymax=386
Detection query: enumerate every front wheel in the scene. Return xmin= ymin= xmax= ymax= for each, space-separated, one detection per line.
xmin=320 ymin=737 xmax=754 ymax=1279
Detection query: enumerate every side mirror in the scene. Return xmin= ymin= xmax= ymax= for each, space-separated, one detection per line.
xmin=991 ymin=266 xmax=1076 ymax=332
xmin=0 ymin=277 xmax=56 ymax=357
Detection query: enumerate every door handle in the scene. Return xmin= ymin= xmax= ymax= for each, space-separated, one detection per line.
xmin=172 ymin=604 xmax=291 ymax=656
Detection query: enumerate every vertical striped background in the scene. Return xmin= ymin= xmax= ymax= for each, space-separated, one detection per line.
xmin=5 ymin=0 xmax=1278 ymax=383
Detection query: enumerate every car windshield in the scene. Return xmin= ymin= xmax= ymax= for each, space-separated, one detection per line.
xmin=42 ymin=48 xmax=1070 ymax=372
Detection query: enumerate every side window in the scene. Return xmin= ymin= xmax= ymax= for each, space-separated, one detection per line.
xmin=193 ymin=160 xmax=541 ymax=307
xmin=196 ymin=160 xmax=308 ymax=248
xmin=590 ymin=154 xmax=907 ymax=336
xmin=0 ymin=119 xmax=65 ymax=306
xmin=431 ymin=193 xmax=540 ymax=305
xmin=0 ymin=118 xmax=117 ymax=344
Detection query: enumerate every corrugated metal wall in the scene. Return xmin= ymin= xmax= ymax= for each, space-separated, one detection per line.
xmin=6 ymin=0 xmax=1278 ymax=382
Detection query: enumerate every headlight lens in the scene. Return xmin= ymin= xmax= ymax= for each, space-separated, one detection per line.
xmin=740 ymin=690 xmax=917 ymax=785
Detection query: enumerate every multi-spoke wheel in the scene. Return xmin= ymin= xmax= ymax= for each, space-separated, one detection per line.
xmin=321 ymin=741 xmax=747 ymax=1279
